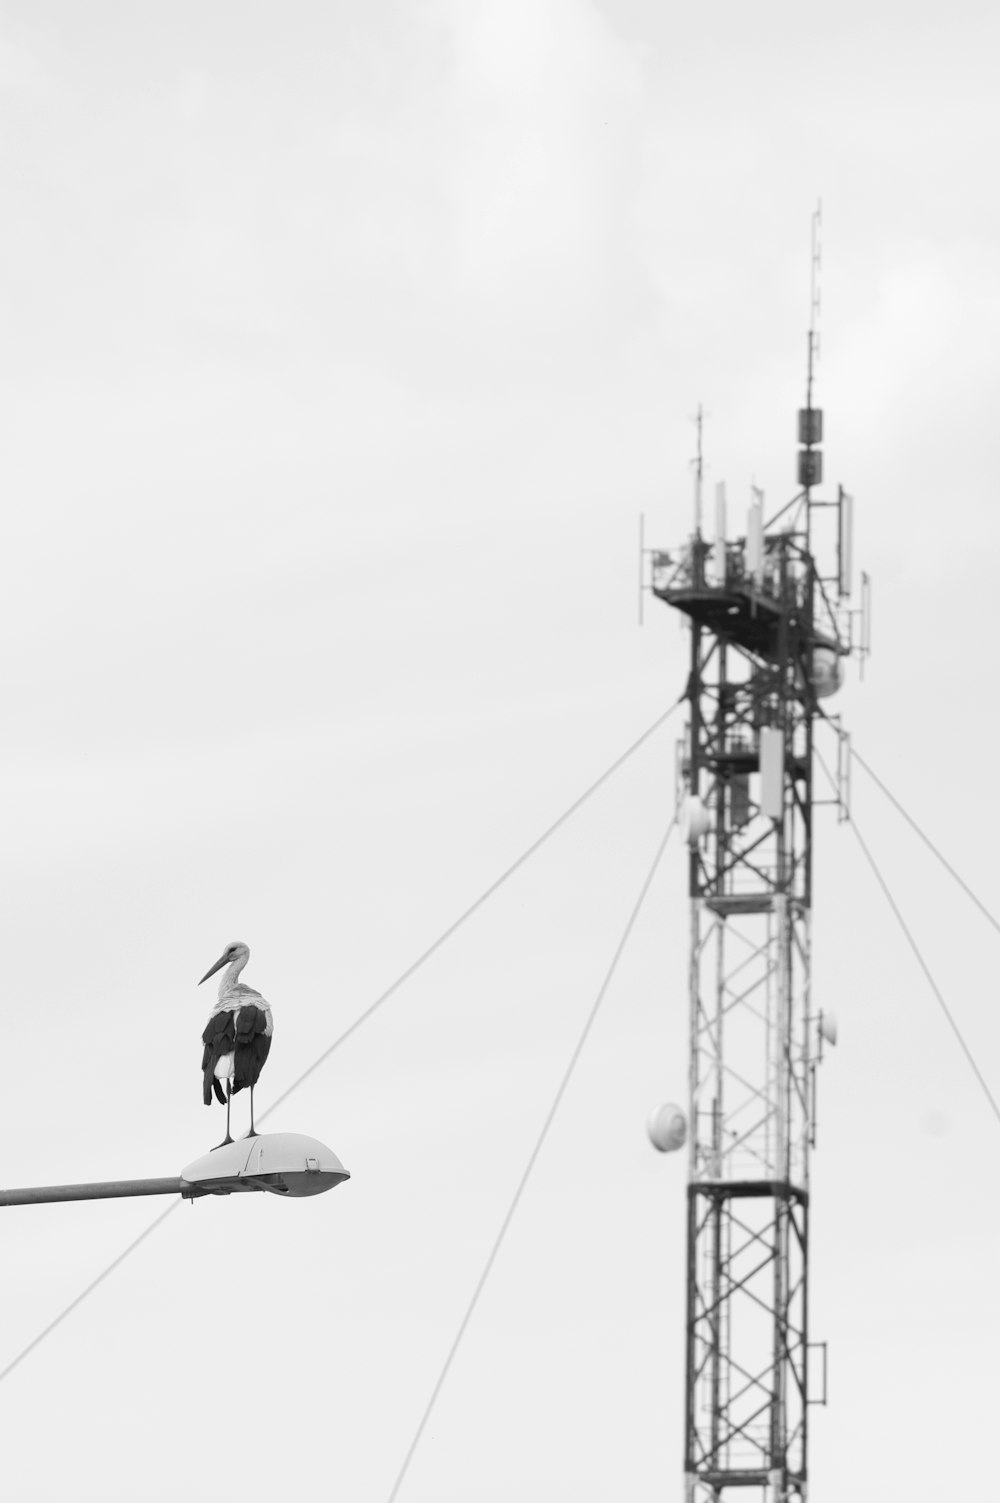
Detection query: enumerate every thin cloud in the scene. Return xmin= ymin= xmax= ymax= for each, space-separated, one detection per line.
xmin=442 ymin=0 xmax=646 ymax=315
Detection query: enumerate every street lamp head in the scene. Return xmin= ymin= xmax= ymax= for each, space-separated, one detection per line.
xmin=181 ymin=1132 xmax=350 ymax=1199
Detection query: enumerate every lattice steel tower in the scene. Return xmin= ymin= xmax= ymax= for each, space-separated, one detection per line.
xmin=648 ymin=214 xmax=868 ymax=1502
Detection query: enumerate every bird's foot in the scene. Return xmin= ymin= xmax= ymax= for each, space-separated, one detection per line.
xmin=213 ymin=1135 xmax=234 ymax=1151
xmin=242 ymin=1128 xmax=259 ymax=1140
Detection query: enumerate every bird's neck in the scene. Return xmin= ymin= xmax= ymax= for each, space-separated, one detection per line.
xmin=218 ymin=953 xmax=247 ymax=999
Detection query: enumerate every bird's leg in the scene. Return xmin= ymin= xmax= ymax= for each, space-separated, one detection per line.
xmin=246 ymin=1084 xmax=258 ymax=1139
xmin=215 ymin=1083 xmax=234 ymax=1150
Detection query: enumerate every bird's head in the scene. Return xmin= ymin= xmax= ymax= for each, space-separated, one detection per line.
xmin=198 ymin=940 xmax=250 ymax=985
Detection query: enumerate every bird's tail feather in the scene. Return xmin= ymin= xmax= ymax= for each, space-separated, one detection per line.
xmin=204 ymin=1074 xmax=226 ymax=1106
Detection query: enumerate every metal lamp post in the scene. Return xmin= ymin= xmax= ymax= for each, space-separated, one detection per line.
xmin=0 ymin=1133 xmax=351 ymax=1207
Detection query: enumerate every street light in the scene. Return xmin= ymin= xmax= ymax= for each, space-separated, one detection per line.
xmin=0 ymin=1132 xmax=350 ymax=1207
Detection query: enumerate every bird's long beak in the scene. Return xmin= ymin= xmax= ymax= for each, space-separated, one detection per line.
xmin=198 ymin=951 xmax=230 ymax=986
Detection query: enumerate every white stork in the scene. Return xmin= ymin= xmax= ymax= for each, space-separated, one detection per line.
xmin=199 ymin=941 xmax=273 ymax=1147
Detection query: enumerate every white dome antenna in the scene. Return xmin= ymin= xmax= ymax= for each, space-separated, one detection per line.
xmin=681 ymin=794 xmax=711 ymax=847
xmin=647 ymin=1103 xmax=687 ymax=1154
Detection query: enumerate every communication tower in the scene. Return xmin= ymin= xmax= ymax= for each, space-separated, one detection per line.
xmin=647 ymin=208 xmax=867 ymax=1501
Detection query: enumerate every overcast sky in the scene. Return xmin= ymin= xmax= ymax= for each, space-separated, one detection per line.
xmin=1 ymin=3 xmax=999 ymax=1499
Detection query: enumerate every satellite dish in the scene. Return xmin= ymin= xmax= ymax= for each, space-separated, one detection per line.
xmin=647 ymin=1103 xmax=687 ymax=1154
xmin=819 ymin=1013 xmax=838 ymax=1047
xmin=681 ymin=795 xmax=711 ymax=847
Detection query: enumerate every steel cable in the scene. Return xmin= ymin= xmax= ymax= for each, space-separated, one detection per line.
xmin=385 ymin=817 xmax=676 ymax=1502
xmin=848 ymin=742 xmax=1000 ymax=939
xmin=0 ymin=699 xmax=682 ymax=1386
xmin=260 ymin=697 xmax=683 ymax=1124
xmin=815 ymin=746 xmax=1000 ymax=1127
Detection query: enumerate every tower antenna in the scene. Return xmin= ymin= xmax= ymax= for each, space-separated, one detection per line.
xmin=693 ymin=404 xmax=704 ymax=538
xmin=799 ymin=203 xmax=824 ymax=498
xmin=647 ymin=205 xmax=870 ymax=1503
xmin=807 ymin=200 xmax=822 ymax=414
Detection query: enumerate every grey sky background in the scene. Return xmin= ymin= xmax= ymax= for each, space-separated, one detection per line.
xmin=1 ymin=2 xmax=998 ymax=1498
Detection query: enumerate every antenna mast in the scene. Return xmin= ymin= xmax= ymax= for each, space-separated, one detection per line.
xmin=807 ymin=201 xmax=821 ymax=412
xmin=694 ymin=404 xmax=705 ymax=538
xmin=799 ymin=204 xmax=823 ymax=515
xmin=649 ymin=209 xmax=865 ymax=1503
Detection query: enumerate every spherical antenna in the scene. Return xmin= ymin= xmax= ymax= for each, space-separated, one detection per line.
xmin=681 ymin=795 xmax=711 ymax=847
xmin=647 ymin=1102 xmax=687 ymax=1153
xmin=810 ymin=647 xmax=843 ymax=698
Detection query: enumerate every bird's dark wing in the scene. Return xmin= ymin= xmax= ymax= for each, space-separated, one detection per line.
xmin=232 ymin=1005 xmax=272 ymax=1094
xmin=201 ymin=1010 xmax=235 ymax=1106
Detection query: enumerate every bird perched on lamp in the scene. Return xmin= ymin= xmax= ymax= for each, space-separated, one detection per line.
xmin=199 ymin=941 xmax=273 ymax=1148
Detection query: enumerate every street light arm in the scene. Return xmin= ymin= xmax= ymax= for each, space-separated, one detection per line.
xmin=0 ymin=1178 xmax=184 ymax=1207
